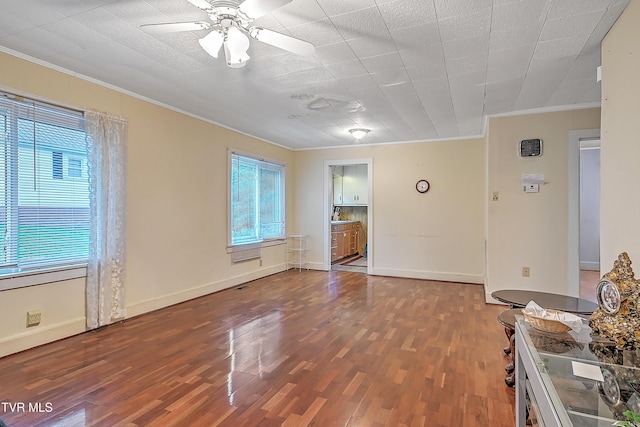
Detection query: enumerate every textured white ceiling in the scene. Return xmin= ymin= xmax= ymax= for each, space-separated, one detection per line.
xmin=0 ymin=0 xmax=629 ymax=149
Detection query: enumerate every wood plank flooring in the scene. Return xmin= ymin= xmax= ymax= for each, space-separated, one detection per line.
xmin=0 ymin=271 xmax=515 ymax=426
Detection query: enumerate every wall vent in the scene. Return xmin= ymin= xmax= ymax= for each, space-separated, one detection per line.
xmin=231 ymin=245 xmax=261 ymax=263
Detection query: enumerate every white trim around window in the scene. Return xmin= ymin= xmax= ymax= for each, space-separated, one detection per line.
xmin=0 ymin=264 xmax=87 ymax=291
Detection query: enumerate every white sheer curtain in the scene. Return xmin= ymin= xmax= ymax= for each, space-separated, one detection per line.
xmin=85 ymin=110 xmax=128 ymax=329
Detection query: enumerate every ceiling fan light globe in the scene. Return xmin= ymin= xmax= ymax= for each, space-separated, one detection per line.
xmin=224 ymin=45 xmax=250 ymax=67
xmin=226 ymin=27 xmax=250 ymax=51
xmin=224 ymin=27 xmax=251 ymax=67
xmin=198 ymin=30 xmax=224 ymax=58
xmin=227 ymin=60 xmax=248 ymax=68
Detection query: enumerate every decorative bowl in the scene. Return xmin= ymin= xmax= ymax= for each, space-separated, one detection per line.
xmin=522 ymin=308 xmax=572 ymax=333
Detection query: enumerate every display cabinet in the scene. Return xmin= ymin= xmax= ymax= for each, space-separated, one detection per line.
xmin=515 ymin=316 xmax=640 ymax=426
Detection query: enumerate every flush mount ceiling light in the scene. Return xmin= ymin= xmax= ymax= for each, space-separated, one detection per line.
xmin=349 ymin=128 xmax=370 ymax=140
xmin=141 ymin=0 xmax=315 ymax=68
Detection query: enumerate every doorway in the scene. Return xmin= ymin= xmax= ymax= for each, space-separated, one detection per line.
xmin=579 ymin=139 xmax=601 ymax=301
xmin=323 ymin=159 xmax=372 ymax=274
xmin=568 ymin=130 xmax=600 ymax=302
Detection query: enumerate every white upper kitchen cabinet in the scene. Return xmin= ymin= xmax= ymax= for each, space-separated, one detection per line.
xmin=341 ymin=164 xmax=368 ymax=205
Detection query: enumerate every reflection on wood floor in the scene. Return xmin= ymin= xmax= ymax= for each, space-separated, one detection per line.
xmin=0 ymin=271 xmax=515 ymax=426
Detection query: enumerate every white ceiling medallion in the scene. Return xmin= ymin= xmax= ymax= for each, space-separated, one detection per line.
xmin=141 ymin=0 xmax=315 ymax=68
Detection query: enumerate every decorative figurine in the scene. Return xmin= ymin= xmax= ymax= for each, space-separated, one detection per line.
xmin=590 ymin=252 xmax=640 ymax=349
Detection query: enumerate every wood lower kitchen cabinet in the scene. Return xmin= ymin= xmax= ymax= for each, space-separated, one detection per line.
xmin=331 ymin=221 xmax=362 ymax=262
xmin=330 ymin=229 xmax=341 ymax=262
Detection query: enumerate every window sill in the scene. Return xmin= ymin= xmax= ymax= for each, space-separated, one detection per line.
xmin=0 ymin=265 xmax=87 ymax=292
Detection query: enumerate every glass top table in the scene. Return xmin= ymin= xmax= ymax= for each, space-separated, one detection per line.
xmin=515 ymin=316 xmax=640 ymax=426
xmin=492 ymin=289 xmax=597 ymax=314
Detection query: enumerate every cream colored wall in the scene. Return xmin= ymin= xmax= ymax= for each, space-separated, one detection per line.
xmin=0 ymin=52 xmax=293 ymax=357
xmin=294 ymin=138 xmax=486 ymax=283
xmin=600 ymin=0 xmax=640 ymax=271
xmin=485 ymin=108 xmax=601 ymax=301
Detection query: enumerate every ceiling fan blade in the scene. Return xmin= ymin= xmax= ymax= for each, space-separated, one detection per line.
xmin=239 ymin=0 xmax=292 ymax=19
xmin=249 ymin=27 xmax=315 ymax=56
xmin=186 ymin=0 xmax=213 ymax=10
xmin=141 ymin=21 xmax=211 ymax=34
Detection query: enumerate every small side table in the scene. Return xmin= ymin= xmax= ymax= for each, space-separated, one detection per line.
xmin=491 ymin=289 xmax=597 ymax=314
xmin=497 ymin=308 xmax=520 ymax=387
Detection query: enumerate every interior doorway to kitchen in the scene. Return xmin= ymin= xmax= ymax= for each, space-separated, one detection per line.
xmin=323 ymin=159 xmax=372 ymax=274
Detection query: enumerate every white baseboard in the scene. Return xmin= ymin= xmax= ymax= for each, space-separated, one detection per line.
xmin=295 ymin=261 xmax=324 ymax=271
xmin=580 ymin=261 xmax=600 ymax=271
xmin=127 ymin=264 xmax=287 ymax=318
xmin=369 ymin=267 xmax=484 ymax=284
xmin=0 ymin=317 xmax=86 ymax=358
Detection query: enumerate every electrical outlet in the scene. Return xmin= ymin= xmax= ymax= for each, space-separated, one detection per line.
xmin=27 ymin=310 xmax=42 ymax=327
xmin=492 ymin=191 xmax=499 ymax=201
xmin=522 ymin=267 xmax=530 ymax=277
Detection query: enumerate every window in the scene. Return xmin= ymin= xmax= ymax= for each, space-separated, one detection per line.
xmin=0 ymin=94 xmax=89 ymax=277
xmin=229 ymin=152 xmax=285 ymax=246
xmin=52 ymin=151 xmax=63 ymax=179
xmin=68 ymin=158 xmax=83 ymax=178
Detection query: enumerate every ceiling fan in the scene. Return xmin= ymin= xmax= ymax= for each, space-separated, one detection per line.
xmin=141 ymin=0 xmax=315 ymax=68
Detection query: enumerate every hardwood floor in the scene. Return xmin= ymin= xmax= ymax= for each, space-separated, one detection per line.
xmin=0 ymin=271 xmax=515 ymax=426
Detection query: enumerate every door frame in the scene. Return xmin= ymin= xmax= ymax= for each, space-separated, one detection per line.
xmin=323 ymin=159 xmax=372 ymax=273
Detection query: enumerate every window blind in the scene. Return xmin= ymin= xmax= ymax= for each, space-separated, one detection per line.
xmin=0 ymin=94 xmax=89 ymax=272
xmin=230 ymin=152 xmax=285 ymax=246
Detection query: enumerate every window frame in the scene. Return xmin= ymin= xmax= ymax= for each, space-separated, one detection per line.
xmin=0 ymin=92 xmax=89 ymax=290
xmin=227 ymin=149 xmax=286 ymax=251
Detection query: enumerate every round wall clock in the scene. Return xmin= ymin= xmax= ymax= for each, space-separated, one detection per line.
xmin=416 ymin=179 xmax=430 ymax=193
xmin=596 ymin=278 xmax=621 ymax=314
